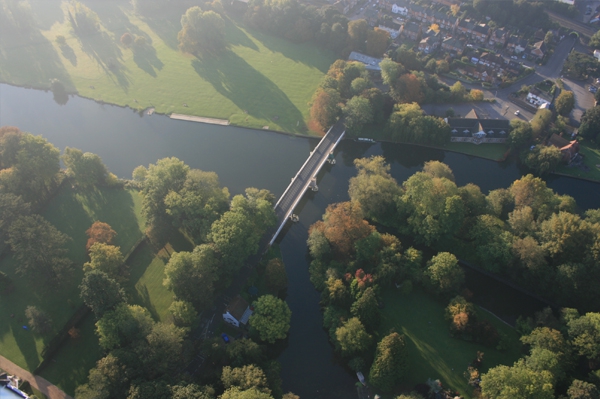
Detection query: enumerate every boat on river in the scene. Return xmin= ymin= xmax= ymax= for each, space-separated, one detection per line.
xmin=355 ymin=138 xmax=376 ymax=143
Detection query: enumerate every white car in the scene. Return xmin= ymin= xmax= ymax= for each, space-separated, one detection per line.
xmin=514 ymin=110 xmax=520 ymax=116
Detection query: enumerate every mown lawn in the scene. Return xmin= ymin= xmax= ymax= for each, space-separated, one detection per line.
xmin=0 ymin=185 xmax=145 ymax=373
xmin=444 ymin=142 xmax=509 ymax=161
xmin=378 ymin=289 xmax=522 ymax=398
xmin=0 ymin=1 xmax=335 ymax=134
xmin=556 ymin=140 xmax=600 ymax=182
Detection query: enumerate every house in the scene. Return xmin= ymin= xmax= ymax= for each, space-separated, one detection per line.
xmin=457 ymin=19 xmax=476 ymax=36
xmin=441 ymin=36 xmax=466 ymax=54
xmin=530 ymin=40 xmax=546 ymax=60
xmin=548 ymin=134 xmax=580 ymax=163
xmin=348 ymin=51 xmax=383 ymax=72
xmin=507 ymin=36 xmax=527 ymax=54
xmin=533 ymin=28 xmax=546 ymax=41
xmin=418 ymin=29 xmax=441 ymax=53
xmin=223 ymin=296 xmax=253 ymax=328
xmin=379 ymin=20 xmax=402 ymax=39
xmin=0 ymin=374 xmax=30 ymax=399
xmin=472 ymin=23 xmax=490 ymax=42
xmin=364 ymin=7 xmax=379 ymax=26
xmin=445 ymin=109 xmax=509 ymax=144
xmin=401 ymin=21 xmax=421 ymax=40
xmin=391 ymin=0 xmax=409 ymax=16
xmin=526 ymin=89 xmax=551 ymax=108
xmin=488 ymin=27 xmax=508 ymax=47
xmin=431 ymin=11 xmax=458 ymax=30
xmin=408 ymin=3 xmax=427 ymax=20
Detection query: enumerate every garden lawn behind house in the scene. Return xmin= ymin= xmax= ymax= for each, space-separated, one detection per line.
xmin=379 ymin=289 xmax=521 ymax=398
xmin=444 ymin=142 xmax=508 ymax=161
xmin=0 ymin=1 xmax=335 ymax=134
xmin=555 ymin=140 xmax=600 ymax=181
xmin=0 ymin=185 xmax=145 ymax=373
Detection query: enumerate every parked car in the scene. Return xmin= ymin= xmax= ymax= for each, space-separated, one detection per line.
xmin=514 ymin=110 xmax=520 ymax=115
xmin=511 ymin=55 xmax=518 ymax=59
xmin=589 ymin=86 xmax=598 ymax=93
xmin=221 ymin=333 xmax=230 ymax=343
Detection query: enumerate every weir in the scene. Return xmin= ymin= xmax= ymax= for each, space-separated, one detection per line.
xmin=268 ymin=122 xmax=346 ymax=245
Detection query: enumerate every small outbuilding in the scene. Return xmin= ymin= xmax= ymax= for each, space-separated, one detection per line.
xmin=223 ymin=296 xmax=253 ymax=328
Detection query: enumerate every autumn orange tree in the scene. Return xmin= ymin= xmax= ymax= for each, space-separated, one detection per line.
xmin=310 ymin=88 xmax=341 ymax=131
xmin=366 ymin=28 xmax=390 ymax=58
xmin=394 ymin=74 xmax=425 ymax=104
xmin=85 ymin=221 xmax=117 ymax=251
xmin=309 ymin=201 xmax=374 ymax=260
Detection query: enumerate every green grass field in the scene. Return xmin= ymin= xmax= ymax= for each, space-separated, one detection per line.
xmin=444 ymin=142 xmax=509 ymax=161
xmin=0 ymin=1 xmax=335 ymax=134
xmin=379 ymin=289 xmax=521 ymax=398
xmin=0 ymin=185 xmax=145 ymax=373
xmin=556 ymin=140 xmax=600 ymax=181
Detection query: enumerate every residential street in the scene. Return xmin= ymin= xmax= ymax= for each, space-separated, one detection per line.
xmin=434 ymin=36 xmax=596 ymax=124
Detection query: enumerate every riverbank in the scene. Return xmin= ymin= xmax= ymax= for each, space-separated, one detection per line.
xmin=0 ymin=1 xmax=334 ymax=134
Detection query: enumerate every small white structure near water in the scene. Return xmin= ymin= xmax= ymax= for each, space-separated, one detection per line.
xmin=223 ymin=296 xmax=253 ymax=328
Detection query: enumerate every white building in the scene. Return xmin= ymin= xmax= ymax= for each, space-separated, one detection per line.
xmin=0 ymin=374 xmax=30 ymax=399
xmin=222 ymin=296 xmax=253 ymax=328
xmin=526 ymin=92 xmax=550 ymax=108
xmin=392 ymin=3 xmax=409 ymax=16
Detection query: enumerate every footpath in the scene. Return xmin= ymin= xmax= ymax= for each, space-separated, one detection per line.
xmin=0 ymin=355 xmax=73 ymax=399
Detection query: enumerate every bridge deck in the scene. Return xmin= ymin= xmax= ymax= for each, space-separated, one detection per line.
xmin=269 ymin=122 xmax=346 ymax=245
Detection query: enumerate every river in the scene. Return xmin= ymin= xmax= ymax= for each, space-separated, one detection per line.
xmin=1 ymin=84 xmax=599 ymax=398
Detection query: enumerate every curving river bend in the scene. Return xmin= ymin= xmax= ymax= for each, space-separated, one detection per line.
xmin=1 ymin=84 xmax=599 ymax=398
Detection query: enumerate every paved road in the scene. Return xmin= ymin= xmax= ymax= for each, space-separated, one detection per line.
xmin=435 ymin=36 xmax=596 ymax=123
xmin=0 ymin=355 xmax=73 ymax=399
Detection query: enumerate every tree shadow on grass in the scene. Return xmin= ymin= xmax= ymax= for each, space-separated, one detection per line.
xmin=76 ymin=29 xmax=130 ymax=91
xmin=141 ymin=6 xmax=186 ymax=50
xmin=59 ymin=44 xmax=77 ymax=66
xmin=236 ymin=22 xmax=334 ymax=73
xmin=82 ymin=0 xmax=146 ymax=39
xmin=13 ymin=324 xmax=41 ymax=371
xmin=0 ymin=25 xmax=74 ymax=90
xmin=223 ymin=17 xmax=259 ymax=51
xmin=192 ymin=50 xmax=307 ymax=133
xmin=132 ymin=45 xmax=164 ymax=77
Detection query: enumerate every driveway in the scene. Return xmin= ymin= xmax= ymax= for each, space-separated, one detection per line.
xmin=563 ymin=77 xmax=596 ymax=122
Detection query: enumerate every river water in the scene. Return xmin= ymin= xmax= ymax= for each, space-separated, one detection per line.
xmin=1 ymin=84 xmax=599 ymax=398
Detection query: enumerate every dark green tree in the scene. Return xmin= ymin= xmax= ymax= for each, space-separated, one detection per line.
xmin=426 ymin=252 xmax=464 ymax=294
xmin=7 ymin=214 xmax=72 ymax=286
xmin=579 ymin=106 xmax=600 ymax=142
xmin=249 ymin=295 xmax=292 ymax=344
xmin=343 ymin=96 xmax=373 ymax=134
xmin=350 ymin=287 xmax=380 ymax=332
xmin=137 ymin=157 xmax=189 ymax=228
xmin=335 ymin=317 xmax=372 ymax=357
xmin=178 ymin=7 xmax=226 ymax=54
xmin=96 ymin=304 xmax=154 ymax=351
xmin=348 ymin=156 xmax=401 ymax=224
xmin=163 ymin=244 xmax=218 ymax=310
xmin=508 ymin=120 xmax=533 ymax=149
xmin=80 ymin=270 xmax=126 ymax=317
xmin=368 ymin=332 xmax=408 ymax=392
xmin=25 ymin=305 xmax=53 ymax=335
xmin=62 ymin=147 xmax=109 ymax=187
xmin=555 ymin=91 xmax=575 ymax=117
xmin=164 ymin=169 xmax=230 ymax=244
xmin=265 ymin=258 xmax=288 ymax=294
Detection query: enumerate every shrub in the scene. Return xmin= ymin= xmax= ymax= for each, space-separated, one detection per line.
xmin=134 ymin=35 xmax=146 ymax=47
xmin=25 ymin=306 xmax=53 ymax=335
xmin=120 ymin=32 xmax=133 ymax=47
